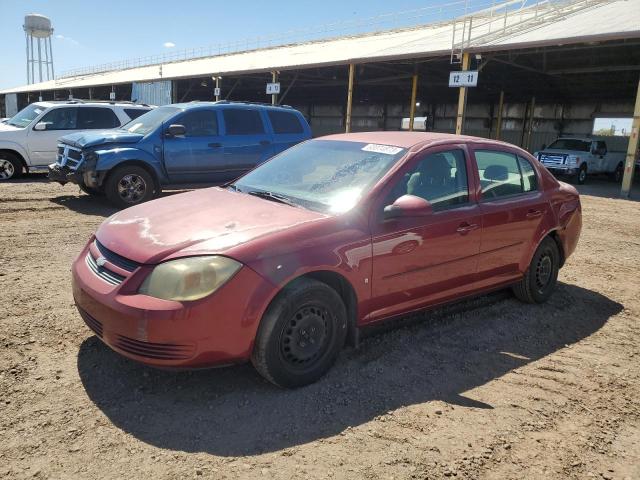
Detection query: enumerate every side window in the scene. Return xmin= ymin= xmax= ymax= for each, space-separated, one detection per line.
xmin=518 ymin=156 xmax=538 ymax=192
xmin=124 ymin=108 xmax=151 ymax=121
xmin=223 ymin=109 xmax=265 ymax=135
xmin=179 ymin=110 xmax=218 ymax=137
xmin=38 ymin=107 xmax=78 ymax=130
xmin=475 ymin=150 xmax=525 ymax=199
xmin=268 ymin=110 xmax=303 ymax=134
xmin=386 ymin=150 xmax=469 ymax=211
xmin=596 ymin=141 xmax=607 ymax=154
xmin=77 ymin=107 xmax=120 ymax=129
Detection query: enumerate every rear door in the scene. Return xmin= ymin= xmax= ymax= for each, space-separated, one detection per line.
xmin=266 ymin=109 xmax=308 ymax=154
xmin=471 ymin=147 xmax=549 ymax=288
xmin=163 ymin=108 xmax=225 ymax=183
xmin=219 ymin=107 xmax=275 ymax=180
xmin=27 ymin=106 xmax=78 ymax=165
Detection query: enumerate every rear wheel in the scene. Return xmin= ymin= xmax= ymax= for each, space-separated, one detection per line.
xmin=512 ymin=237 xmax=560 ymax=304
xmin=251 ymin=278 xmax=347 ymax=388
xmin=105 ymin=165 xmax=155 ymax=208
xmin=611 ymin=162 xmax=624 ymax=183
xmin=0 ymin=153 xmax=22 ymax=180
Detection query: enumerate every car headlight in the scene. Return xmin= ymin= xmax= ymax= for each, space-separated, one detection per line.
xmin=139 ymin=256 xmax=242 ymax=301
xmin=566 ymin=155 xmax=579 ymax=166
xmin=83 ymin=151 xmax=98 ymax=169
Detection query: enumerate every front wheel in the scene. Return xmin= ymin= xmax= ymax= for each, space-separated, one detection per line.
xmin=572 ymin=164 xmax=587 ymax=185
xmin=0 ymin=153 xmax=22 ymax=180
xmin=251 ymin=278 xmax=348 ymax=388
xmin=105 ymin=165 xmax=156 ymax=208
xmin=611 ymin=162 xmax=624 ymax=183
xmin=512 ymin=237 xmax=560 ymax=304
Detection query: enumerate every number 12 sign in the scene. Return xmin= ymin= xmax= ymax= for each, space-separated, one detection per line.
xmin=449 ymin=71 xmax=479 ymax=87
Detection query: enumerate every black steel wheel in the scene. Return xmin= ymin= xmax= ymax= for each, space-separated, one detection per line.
xmin=252 ymin=278 xmax=347 ymax=388
xmin=512 ymin=237 xmax=560 ymax=304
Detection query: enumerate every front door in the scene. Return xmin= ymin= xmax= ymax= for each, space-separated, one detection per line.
xmin=471 ymin=147 xmax=549 ymax=288
xmin=368 ymin=147 xmax=482 ymax=322
xmin=27 ymin=106 xmax=78 ymax=166
xmin=219 ymin=107 xmax=275 ymax=182
xmin=163 ymin=109 xmax=226 ymax=183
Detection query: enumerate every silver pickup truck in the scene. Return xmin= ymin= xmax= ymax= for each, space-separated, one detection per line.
xmin=534 ymin=137 xmax=625 ymax=184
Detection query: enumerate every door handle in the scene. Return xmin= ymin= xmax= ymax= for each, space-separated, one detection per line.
xmin=208 ymin=142 xmax=222 ymax=148
xmin=456 ymin=222 xmax=479 ymax=235
xmin=259 ymin=140 xmax=271 ymax=146
xmin=526 ymin=209 xmax=543 ymax=219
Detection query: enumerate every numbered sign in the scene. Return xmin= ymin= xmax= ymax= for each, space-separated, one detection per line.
xmin=214 ymin=87 xmax=221 ymax=97
xmin=266 ymin=82 xmax=281 ymax=95
xmin=449 ymin=71 xmax=479 ymax=87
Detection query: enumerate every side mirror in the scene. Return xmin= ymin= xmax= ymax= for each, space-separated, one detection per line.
xmin=165 ymin=124 xmax=186 ymax=137
xmin=383 ymin=195 xmax=433 ymax=220
xmin=33 ymin=122 xmax=47 ymax=131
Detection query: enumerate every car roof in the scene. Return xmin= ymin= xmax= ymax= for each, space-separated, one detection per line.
xmin=33 ymin=101 xmax=153 ymax=108
xmin=319 ymin=131 xmax=515 ymax=151
xmin=171 ymin=101 xmax=296 ymax=111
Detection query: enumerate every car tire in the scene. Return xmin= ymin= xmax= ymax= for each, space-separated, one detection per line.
xmin=573 ymin=164 xmax=587 ymax=185
xmin=0 ymin=153 xmax=23 ymax=181
xmin=251 ymin=278 xmax=348 ymax=388
xmin=611 ymin=162 xmax=624 ymax=183
xmin=78 ymin=180 xmax=104 ymax=196
xmin=105 ymin=165 xmax=155 ymax=208
xmin=512 ymin=237 xmax=560 ymax=304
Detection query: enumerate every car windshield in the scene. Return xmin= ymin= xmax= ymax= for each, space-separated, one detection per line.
xmin=6 ymin=103 xmax=45 ymax=128
xmin=122 ymin=106 xmax=180 ymax=135
xmin=547 ymin=139 xmax=591 ymax=151
xmin=233 ymin=139 xmax=407 ymax=214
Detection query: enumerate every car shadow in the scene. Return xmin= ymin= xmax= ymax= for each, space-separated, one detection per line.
xmin=5 ymin=172 xmax=50 ymax=183
xmin=574 ymin=176 xmax=640 ymax=202
xmin=77 ymin=283 xmax=621 ymax=456
xmin=49 ymin=189 xmax=193 ymax=217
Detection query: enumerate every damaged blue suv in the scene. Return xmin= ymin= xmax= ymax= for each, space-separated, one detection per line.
xmin=48 ymin=101 xmax=311 ymax=207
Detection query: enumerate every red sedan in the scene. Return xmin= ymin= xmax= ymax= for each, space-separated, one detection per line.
xmin=72 ymin=132 xmax=582 ymax=388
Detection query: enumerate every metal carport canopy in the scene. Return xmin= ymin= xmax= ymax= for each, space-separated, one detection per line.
xmin=1 ymin=0 xmax=639 ymax=95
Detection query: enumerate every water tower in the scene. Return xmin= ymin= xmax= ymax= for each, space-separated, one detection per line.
xmin=23 ymin=14 xmax=55 ymax=84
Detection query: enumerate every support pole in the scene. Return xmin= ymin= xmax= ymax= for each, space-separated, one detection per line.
xmin=621 ymin=77 xmax=640 ymax=198
xmin=525 ymin=96 xmax=535 ymax=151
xmin=455 ymin=53 xmax=470 ymax=135
xmin=271 ymin=71 xmax=278 ymax=106
xmin=345 ymin=63 xmax=355 ymax=133
xmin=409 ymin=74 xmax=418 ymax=131
xmin=495 ymin=90 xmax=504 ymax=140
xmin=215 ymin=76 xmax=220 ymax=101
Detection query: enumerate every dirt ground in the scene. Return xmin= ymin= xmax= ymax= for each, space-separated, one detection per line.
xmin=1 ymin=175 xmax=639 ymax=480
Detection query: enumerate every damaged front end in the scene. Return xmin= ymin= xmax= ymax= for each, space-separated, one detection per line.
xmin=47 ymin=142 xmax=100 ymax=188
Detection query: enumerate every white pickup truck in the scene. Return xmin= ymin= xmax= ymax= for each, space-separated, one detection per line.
xmin=534 ymin=137 xmax=625 ymax=184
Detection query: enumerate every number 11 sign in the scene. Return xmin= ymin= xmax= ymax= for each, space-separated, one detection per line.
xmin=449 ymin=71 xmax=479 ymax=87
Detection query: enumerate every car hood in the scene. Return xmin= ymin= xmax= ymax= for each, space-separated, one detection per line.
xmin=538 ymin=149 xmax=584 ymax=156
xmin=96 ymin=187 xmax=328 ymax=264
xmin=60 ymin=129 xmax=144 ymax=149
xmin=0 ymin=122 xmax=22 ymax=133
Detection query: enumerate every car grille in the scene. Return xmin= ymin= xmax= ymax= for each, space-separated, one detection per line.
xmin=56 ymin=143 xmax=83 ymax=171
xmin=114 ymin=335 xmax=195 ymax=360
xmin=94 ymin=240 xmax=140 ymax=272
xmin=78 ymin=307 xmax=103 ymax=338
xmin=86 ymin=253 xmax=126 ymax=285
xmin=539 ymin=153 xmax=567 ymax=166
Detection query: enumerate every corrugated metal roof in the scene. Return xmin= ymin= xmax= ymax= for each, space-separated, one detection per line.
xmin=2 ymin=0 xmax=638 ymax=95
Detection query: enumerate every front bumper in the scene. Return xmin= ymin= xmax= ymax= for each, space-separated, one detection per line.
xmin=72 ymin=239 xmax=275 ymax=368
xmin=542 ymin=165 xmax=578 ymax=176
xmin=47 ymin=163 xmax=80 ymax=185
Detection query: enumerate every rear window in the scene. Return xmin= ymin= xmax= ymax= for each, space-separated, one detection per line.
xmin=268 ymin=110 xmax=304 ymax=134
xmin=223 ymin=109 xmax=264 ymax=135
xmin=124 ymin=108 xmax=151 ymax=121
xmin=77 ymin=107 xmax=120 ymax=129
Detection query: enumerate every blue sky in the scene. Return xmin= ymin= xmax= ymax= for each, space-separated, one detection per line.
xmin=0 ymin=0 xmax=472 ymax=89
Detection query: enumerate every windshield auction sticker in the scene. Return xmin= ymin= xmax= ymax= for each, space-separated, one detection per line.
xmin=361 ymin=144 xmax=403 ymax=155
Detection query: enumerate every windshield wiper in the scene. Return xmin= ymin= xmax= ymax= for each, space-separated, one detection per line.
xmin=246 ymin=190 xmax=300 ymax=208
